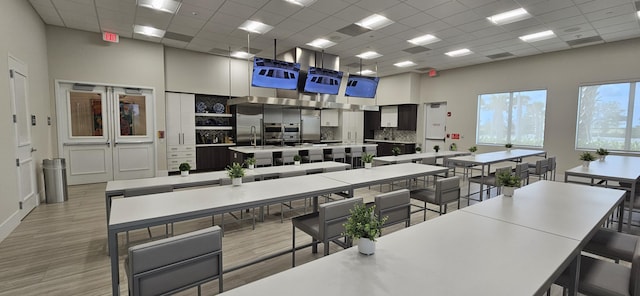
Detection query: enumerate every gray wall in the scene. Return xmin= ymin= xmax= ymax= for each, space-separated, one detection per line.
xmin=0 ymin=0 xmax=51 ymax=241
xmin=417 ymin=38 xmax=640 ymax=174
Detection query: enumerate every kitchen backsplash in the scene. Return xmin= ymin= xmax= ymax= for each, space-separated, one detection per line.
xmin=374 ymin=128 xmax=416 ymax=143
xmin=321 ymin=127 xmax=337 ymax=140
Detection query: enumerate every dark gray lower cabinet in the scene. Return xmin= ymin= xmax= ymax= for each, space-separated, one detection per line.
xmin=196 ymin=146 xmax=232 ymax=172
xmin=375 ymin=142 xmax=416 ymax=156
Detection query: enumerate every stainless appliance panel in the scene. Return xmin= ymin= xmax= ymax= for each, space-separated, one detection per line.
xmin=236 ymin=105 xmax=263 ymax=146
xmin=301 ymin=109 xmax=320 ymax=143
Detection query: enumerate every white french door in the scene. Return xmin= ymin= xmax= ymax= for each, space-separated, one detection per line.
xmin=57 ymin=82 xmax=155 ymax=185
xmin=10 ymin=56 xmax=37 ymax=219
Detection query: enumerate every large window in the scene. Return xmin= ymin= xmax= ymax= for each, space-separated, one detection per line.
xmin=576 ymin=81 xmax=640 ymax=151
xmin=477 ymin=89 xmax=547 ymax=147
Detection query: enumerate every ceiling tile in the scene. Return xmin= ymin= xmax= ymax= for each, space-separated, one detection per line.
xmin=442 ymin=10 xmax=483 ymax=27
xmin=183 ymin=0 xmax=226 ymax=10
xmin=424 ymin=1 xmax=469 ymax=19
xmin=397 ymin=12 xmax=438 ymax=27
xmin=583 ymin=3 xmax=635 ymax=22
xmin=576 ymin=0 xmax=631 ymax=14
xmin=403 ymin=0 xmax=450 ymax=11
xmin=308 ymin=0 xmax=351 ymax=15
xmin=217 ymin=1 xmax=259 ymax=19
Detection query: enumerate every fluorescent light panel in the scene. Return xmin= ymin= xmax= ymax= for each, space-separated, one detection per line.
xmin=637 ymin=11 xmax=640 ymax=18
xmin=519 ymin=30 xmax=555 ymax=42
xmin=394 ymin=61 xmax=416 ymax=67
xmin=357 ymin=69 xmax=376 ymax=75
xmin=487 ymin=8 xmax=531 ymax=25
xmin=356 ymin=51 xmax=382 ymax=59
xmin=283 ymin=0 xmax=316 ymax=6
xmin=408 ymin=34 xmax=441 ymax=46
xmin=445 ymin=48 xmax=472 ymax=57
xmin=239 ymin=20 xmax=273 ymax=34
xmin=133 ymin=25 xmax=165 ymax=38
xmin=138 ymin=0 xmax=181 ymax=13
xmin=306 ymin=38 xmax=336 ymax=49
xmin=355 ymin=14 xmax=394 ymax=30
xmin=231 ymin=51 xmax=254 ymax=59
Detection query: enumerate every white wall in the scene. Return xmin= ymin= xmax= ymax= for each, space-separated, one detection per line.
xmin=46 ymin=26 xmax=167 ymax=170
xmin=0 ymin=0 xmax=51 ymax=241
xmin=418 ymin=38 xmax=640 ymax=173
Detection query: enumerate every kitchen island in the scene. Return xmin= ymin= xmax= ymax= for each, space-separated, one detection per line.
xmin=229 ymin=143 xmax=377 ymax=165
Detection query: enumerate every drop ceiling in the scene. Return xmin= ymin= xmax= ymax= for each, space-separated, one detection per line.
xmin=28 ymin=0 xmax=640 ymax=77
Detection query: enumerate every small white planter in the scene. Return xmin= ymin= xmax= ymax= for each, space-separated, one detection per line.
xmin=248 ymin=164 xmax=255 ymax=170
xmin=506 ymin=148 xmax=512 ymax=153
xmin=502 ymin=186 xmax=516 ymax=197
xmin=358 ymin=238 xmax=376 ymax=255
xmin=232 ymin=177 xmax=242 ymax=186
xmin=294 ymin=160 xmax=301 ymax=166
xmin=582 ymin=161 xmax=590 ymax=168
xmin=599 ymin=155 xmax=606 ymax=161
xmin=180 ymin=170 xmax=189 ymax=177
xmin=364 ymin=162 xmax=372 ymax=169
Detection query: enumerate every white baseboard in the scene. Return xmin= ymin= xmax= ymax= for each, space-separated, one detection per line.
xmin=0 ymin=210 xmax=21 ymax=244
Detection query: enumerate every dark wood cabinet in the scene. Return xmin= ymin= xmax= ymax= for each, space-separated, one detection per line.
xmin=375 ymin=142 xmax=417 ymax=156
xmin=364 ymin=110 xmax=380 ymax=139
xmin=397 ymin=104 xmax=417 ymax=131
xmin=196 ymin=146 xmax=232 ymax=172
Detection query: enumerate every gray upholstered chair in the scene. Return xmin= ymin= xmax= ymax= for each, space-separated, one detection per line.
xmin=346 ymin=147 xmax=363 ymax=168
xmin=126 ymin=226 xmax=223 ymax=296
xmin=546 ymin=156 xmax=557 ymax=181
xmin=411 ymin=176 xmax=461 ymax=221
xmin=325 ymin=147 xmax=346 ymax=163
xmin=417 ymin=156 xmax=437 ymax=187
xmin=291 ymin=197 xmax=363 ymax=266
xmin=584 ymin=228 xmax=638 ymax=263
xmin=553 ymin=238 xmax=640 ymax=296
xmin=218 ymin=176 xmax=256 ymax=231
xmin=275 ymin=150 xmax=297 ymax=165
xmin=278 ymin=170 xmax=308 ymax=222
xmin=375 ymin=189 xmax=411 ymax=233
xmin=124 ymin=185 xmax=174 ymax=241
xmin=302 ymin=149 xmax=323 ymax=163
xmin=467 ymin=166 xmax=511 ymax=202
xmin=253 ymin=151 xmax=273 ymax=167
xmin=514 ymin=163 xmax=530 ymax=186
xmin=528 ymin=158 xmax=548 ymax=181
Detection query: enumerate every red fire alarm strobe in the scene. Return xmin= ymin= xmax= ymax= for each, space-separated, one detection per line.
xmin=428 ymin=69 xmax=438 ymax=77
xmin=102 ymin=31 xmax=119 ymax=43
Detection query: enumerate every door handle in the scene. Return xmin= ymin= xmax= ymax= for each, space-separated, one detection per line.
xmin=31 ymin=148 xmax=37 ymax=153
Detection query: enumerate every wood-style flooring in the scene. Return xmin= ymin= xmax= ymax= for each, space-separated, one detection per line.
xmin=0 ymin=176 xmax=575 ymax=295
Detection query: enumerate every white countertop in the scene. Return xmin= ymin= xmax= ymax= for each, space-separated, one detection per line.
xmin=229 ymin=143 xmax=377 ymax=154
xmin=365 ymin=138 xmax=416 ymax=144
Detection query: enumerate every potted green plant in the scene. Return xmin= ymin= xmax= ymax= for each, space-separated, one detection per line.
xmin=580 ymin=151 xmax=596 ymax=168
xmin=226 ymin=162 xmax=245 ymax=186
xmin=596 ymin=148 xmax=609 ymax=161
xmin=433 ymin=145 xmax=440 ymax=153
xmin=449 ymin=143 xmax=457 ymax=151
xmin=496 ymin=171 xmax=521 ymax=197
xmin=293 ymin=154 xmax=302 ymax=166
xmin=415 ymin=146 xmax=422 ymax=153
xmin=505 ymin=143 xmax=513 ymax=152
xmin=391 ymin=146 xmax=402 ymax=156
xmin=468 ymin=145 xmax=478 ymax=155
xmin=179 ymin=162 xmax=191 ymax=177
xmin=343 ymin=203 xmax=388 ymax=255
xmin=361 ymin=153 xmax=374 ymax=169
xmin=245 ymin=157 xmax=256 ymax=170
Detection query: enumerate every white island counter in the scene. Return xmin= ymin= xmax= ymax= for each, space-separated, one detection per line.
xmin=229 ymin=143 xmax=377 ymax=154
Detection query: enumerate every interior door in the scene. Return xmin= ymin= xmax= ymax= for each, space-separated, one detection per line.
xmin=57 ymin=82 xmax=155 ymax=185
xmin=9 ymin=57 xmax=37 ymax=218
xmin=424 ymin=102 xmax=447 ymax=150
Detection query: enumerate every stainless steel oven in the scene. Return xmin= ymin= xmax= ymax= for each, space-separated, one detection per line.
xmin=263 ymin=123 xmax=283 ymax=145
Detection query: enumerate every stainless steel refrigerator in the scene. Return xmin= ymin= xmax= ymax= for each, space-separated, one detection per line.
xmin=301 ymin=109 xmax=320 ymax=143
xmin=236 ymin=104 xmax=263 ymax=146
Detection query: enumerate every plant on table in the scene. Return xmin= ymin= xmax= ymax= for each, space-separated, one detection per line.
xmin=579 ymin=151 xmax=596 ymax=162
xmin=392 ymin=146 xmax=402 ymax=156
xmin=415 ymin=146 xmax=422 ymax=153
xmin=496 ymin=171 xmax=521 ymax=197
xmin=179 ymin=162 xmax=191 ymax=177
xmin=505 ymin=143 xmax=513 ymax=149
xmin=468 ymin=146 xmax=478 ymax=153
xmin=226 ymin=162 xmax=245 ymax=179
xmin=433 ymin=145 xmax=440 ymax=152
xmin=293 ymin=154 xmax=302 ymax=165
xmin=245 ymin=157 xmax=256 ymax=169
xmin=361 ymin=153 xmax=374 ymax=168
xmin=343 ymin=203 xmax=388 ymax=255
xmin=596 ymin=148 xmax=609 ymax=160
xmin=449 ymin=143 xmax=457 ymax=151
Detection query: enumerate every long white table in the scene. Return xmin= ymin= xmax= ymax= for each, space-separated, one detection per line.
xmin=108 ymin=163 xmax=447 ymax=295
xmin=372 ymin=150 xmax=470 ymax=166
xmin=564 ymin=155 xmax=640 ymax=230
xmin=220 ymin=181 xmax=625 ymax=296
xmin=448 ymin=149 xmax=546 ymax=201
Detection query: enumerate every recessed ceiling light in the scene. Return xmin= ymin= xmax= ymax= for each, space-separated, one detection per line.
xmin=637 ymin=11 xmax=640 ymax=18
xmin=138 ymin=0 xmax=181 ymax=13
xmin=408 ymin=34 xmax=441 ymax=46
xmin=283 ymin=0 xmax=316 ymax=6
xmin=394 ymin=61 xmax=417 ymax=67
xmin=357 ymin=69 xmax=376 ymax=75
xmin=231 ymin=51 xmax=254 ymax=59
xmin=133 ymin=25 xmax=165 ymax=38
xmin=239 ymin=20 xmax=273 ymax=34
xmin=519 ymin=30 xmax=556 ymax=42
xmin=487 ymin=8 xmax=531 ymax=25
xmin=306 ymin=38 xmax=336 ymax=49
xmin=356 ymin=51 xmax=383 ymax=59
xmin=355 ymin=14 xmax=394 ymax=30
xmin=445 ymin=48 xmax=472 ymax=57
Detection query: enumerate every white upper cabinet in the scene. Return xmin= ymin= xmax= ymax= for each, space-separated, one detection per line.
xmin=321 ymin=109 xmax=339 ymax=127
xmin=380 ymin=106 xmax=398 ymax=128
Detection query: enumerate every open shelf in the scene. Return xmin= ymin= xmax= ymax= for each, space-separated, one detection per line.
xmin=195 ymin=113 xmax=232 ymax=117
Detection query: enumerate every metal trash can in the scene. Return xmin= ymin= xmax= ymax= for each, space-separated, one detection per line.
xmin=43 ymin=158 xmax=68 ymax=203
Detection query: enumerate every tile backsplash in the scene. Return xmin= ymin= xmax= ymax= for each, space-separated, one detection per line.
xmin=374 ymin=128 xmax=416 ymax=143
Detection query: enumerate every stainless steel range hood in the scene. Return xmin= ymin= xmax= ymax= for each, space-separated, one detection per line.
xmin=227 ymin=96 xmax=379 ymax=111
xmin=229 ymin=47 xmax=378 ymax=111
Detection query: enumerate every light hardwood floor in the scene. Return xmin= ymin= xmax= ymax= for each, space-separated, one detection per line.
xmin=0 ymin=177 xmax=573 ymax=295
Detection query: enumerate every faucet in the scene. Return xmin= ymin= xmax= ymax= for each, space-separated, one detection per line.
xmin=250 ymin=125 xmax=257 ymax=147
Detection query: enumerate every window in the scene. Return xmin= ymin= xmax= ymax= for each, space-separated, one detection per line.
xmin=477 ymin=89 xmax=547 ymax=147
xmin=576 ymin=81 xmax=640 ymax=151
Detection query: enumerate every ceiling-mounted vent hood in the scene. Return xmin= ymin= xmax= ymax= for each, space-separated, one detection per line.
xmin=227 ymin=96 xmax=379 ymax=111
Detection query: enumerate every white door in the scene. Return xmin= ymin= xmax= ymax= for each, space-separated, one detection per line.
xmin=424 ymin=102 xmax=447 ymax=150
xmin=9 ymin=57 xmax=37 ymax=219
xmin=57 ymin=83 xmax=155 ymax=185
